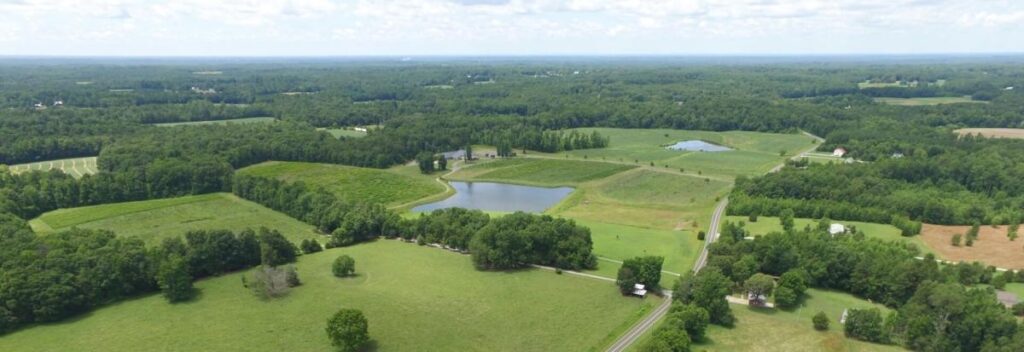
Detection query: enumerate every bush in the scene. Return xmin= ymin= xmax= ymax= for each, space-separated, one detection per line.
xmin=813 ymin=311 xmax=829 ymax=331
xmin=300 ymin=239 xmax=323 ymax=254
xmin=333 ymin=255 xmax=356 ymax=278
xmin=843 ymin=308 xmax=888 ymax=343
xmin=952 ymin=234 xmax=962 ymax=247
xmin=774 ymin=286 xmax=798 ymax=308
xmin=643 ymin=325 xmax=691 ymax=352
xmin=249 ymin=265 xmax=301 ymax=299
xmin=1013 ymin=302 xmax=1024 ymax=316
xmin=326 ymin=308 xmax=369 ymax=352
xmin=697 ymin=231 xmax=706 ymax=241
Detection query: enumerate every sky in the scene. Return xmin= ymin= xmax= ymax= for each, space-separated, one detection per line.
xmin=1 ymin=0 xmax=1023 ymax=56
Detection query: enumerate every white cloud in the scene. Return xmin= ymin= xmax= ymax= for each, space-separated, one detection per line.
xmin=0 ymin=0 xmax=1022 ymax=55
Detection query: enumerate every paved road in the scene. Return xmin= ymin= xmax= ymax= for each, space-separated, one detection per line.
xmin=693 ymin=198 xmax=729 ymax=273
xmin=605 ymin=291 xmax=674 ymax=352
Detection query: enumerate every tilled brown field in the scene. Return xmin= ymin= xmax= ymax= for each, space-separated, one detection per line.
xmin=920 ymin=223 xmax=1024 ymax=269
xmin=955 ymin=128 xmax=1024 ymax=139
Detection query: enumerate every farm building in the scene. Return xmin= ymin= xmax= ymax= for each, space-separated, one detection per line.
xmin=832 ymin=147 xmax=847 ymax=157
xmin=354 ymin=127 xmax=368 ymax=132
xmin=441 ymin=149 xmax=468 ymax=160
xmin=829 ymin=223 xmax=846 ymax=236
xmin=632 ymin=284 xmax=647 ymax=297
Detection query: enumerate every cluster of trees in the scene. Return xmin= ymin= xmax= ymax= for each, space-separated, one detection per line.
xmin=642 ymin=303 xmax=710 ymax=352
xmin=232 ymin=174 xmax=401 ymax=247
xmin=698 ymin=222 xmax=1024 ymax=351
xmin=478 ymin=128 xmax=609 ymax=153
xmin=616 ymin=256 xmax=664 ymax=294
xmin=0 ymin=216 xmax=298 ymax=333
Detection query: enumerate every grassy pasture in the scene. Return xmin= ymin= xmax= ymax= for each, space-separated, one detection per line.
xmin=955 ymin=128 xmax=1024 ymax=139
xmin=447 ymin=158 xmax=635 ymax=187
xmin=580 ymin=219 xmax=699 ymax=282
xmin=547 ymin=128 xmax=814 ymax=179
xmin=0 ymin=240 xmax=657 ymax=352
xmin=151 ymin=117 xmax=276 ymax=127
xmin=7 ymin=156 xmax=99 ymax=178
xmin=629 ymin=289 xmax=899 ymax=352
xmin=873 ymin=97 xmax=981 ymax=106
xmin=238 ymin=161 xmax=446 ymax=207
xmin=29 ymin=193 xmax=321 ymax=244
xmin=726 ymin=216 xmax=932 ymax=255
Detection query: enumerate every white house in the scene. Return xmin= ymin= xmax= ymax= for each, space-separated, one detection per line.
xmin=53 ymin=100 xmax=64 ymax=106
xmin=833 ymin=147 xmax=847 ymax=158
xmin=354 ymin=127 xmax=368 ymax=132
xmin=829 ymin=223 xmax=846 ymax=236
xmin=632 ymin=283 xmax=647 ymax=297
xmin=1006 ymin=86 xmax=1014 ymax=91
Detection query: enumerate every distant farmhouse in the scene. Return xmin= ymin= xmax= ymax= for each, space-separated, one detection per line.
xmin=832 ymin=147 xmax=847 ymax=158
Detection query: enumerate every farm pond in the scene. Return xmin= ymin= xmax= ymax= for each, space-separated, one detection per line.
xmin=412 ymin=181 xmax=573 ymax=213
xmin=666 ymin=140 xmax=732 ymax=152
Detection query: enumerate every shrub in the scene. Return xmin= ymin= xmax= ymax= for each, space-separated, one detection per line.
xmin=774 ymin=286 xmax=798 ymax=309
xmin=157 ymin=255 xmax=194 ymax=303
xmin=813 ymin=311 xmax=829 ymax=331
xmin=326 ymin=309 xmax=369 ymax=352
xmin=333 ymin=255 xmax=356 ymax=277
xmin=300 ymin=239 xmax=323 ymax=254
xmin=965 ymin=236 xmax=974 ymax=247
xmin=843 ymin=308 xmax=888 ymax=343
xmin=697 ymin=231 xmax=706 ymax=241
xmin=952 ymin=234 xmax=962 ymax=247
xmin=249 ymin=265 xmax=299 ymax=299
xmin=1013 ymin=302 xmax=1024 ymax=316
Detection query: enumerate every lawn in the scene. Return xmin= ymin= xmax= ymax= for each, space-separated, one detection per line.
xmin=238 ymin=161 xmax=446 ymax=207
xmin=579 ymin=219 xmax=700 ymax=282
xmin=29 ymin=193 xmax=321 ymax=244
xmin=873 ymin=97 xmax=982 ymax=106
xmin=556 ymin=169 xmax=729 ymax=231
xmin=151 ymin=117 xmax=277 ymax=127
xmin=630 ymin=289 xmax=901 ymax=352
xmin=0 ymin=240 xmax=657 ymax=352
xmin=8 ymin=156 xmax=99 ymax=178
xmin=447 ymin=158 xmax=635 ymax=187
xmin=319 ymin=128 xmax=367 ymax=138
xmin=547 ymin=128 xmax=816 ymax=179
xmin=725 ymin=216 xmax=933 ymax=255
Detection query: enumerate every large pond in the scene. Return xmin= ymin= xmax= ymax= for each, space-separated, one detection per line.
xmin=412 ymin=181 xmax=573 ymax=213
xmin=666 ymin=140 xmax=732 ymax=152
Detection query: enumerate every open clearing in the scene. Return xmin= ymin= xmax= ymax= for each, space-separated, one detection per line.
xmin=238 ymin=161 xmax=446 ymax=207
xmin=8 ymin=156 xmax=99 ymax=178
xmin=152 ymin=117 xmax=276 ymax=127
xmin=0 ymin=240 xmax=657 ymax=352
xmin=29 ymin=193 xmax=321 ymax=244
xmin=580 ymin=219 xmax=698 ymax=283
xmin=448 ymin=158 xmax=636 ymax=187
xmin=319 ymin=128 xmax=367 ymax=138
xmin=547 ymin=128 xmax=814 ymax=179
xmin=728 ymin=216 xmax=933 ymax=255
xmin=873 ymin=96 xmax=981 ymax=106
xmin=955 ymin=128 xmax=1024 ymax=139
xmin=920 ymin=223 xmax=1024 ymax=269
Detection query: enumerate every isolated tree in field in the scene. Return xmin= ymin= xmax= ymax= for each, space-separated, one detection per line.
xmin=326 ymin=308 xmax=369 ymax=352
xmin=416 ymin=151 xmax=435 ymax=174
xmin=249 ymin=265 xmax=299 ymax=299
xmin=965 ymin=236 xmax=974 ymax=247
xmin=157 ymin=255 xmax=194 ymax=303
xmin=464 ymin=145 xmax=473 ymax=161
xmin=437 ymin=155 xmax=447 ymax=170
xmin=952 ymin=234 xmax=962 ymax=246
xmin=812 ymin=311 xmax=829 ymax=331
xmin=333 ymin=255 xmax=356 ymax=277
xmin=967 ymin=222 xmax=980 ymax=239
xmin=744 ymin=273 xmax=775 ymax=304
xmin=780 ymin=208 xmax=795 ymax=231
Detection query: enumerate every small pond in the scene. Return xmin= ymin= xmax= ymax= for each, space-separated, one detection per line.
xmin=666 ymin=140 xmax=732 ymax=152
xmin=412 ymin=181 xmax=573 ymax=213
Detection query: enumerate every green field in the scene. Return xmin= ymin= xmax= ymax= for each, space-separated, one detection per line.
xmin=319 ymin=128 xmax=367 ymax=138
xmin=238 ymin=161 xmax=446 ymax=207
xmin=873 ymin=97 xmax=982 ymax=106
xmin=726 ymin=216 xmax=933 ymax=255
xmin=0 ymin=240 xmax=657 ymax=352
xmin=29 ymin=193 xmax=321 ymax=244
xmin=448 ymin=158 xmax=636 ymax=187
xmin=8 ymin=156 xmax=99 ymax=178
xmin=580 ymin=219 xmax=699 ymax=283
xmin=152 ymin=117 xmax=277 ymax=127
xmin=547 ymin=128 xmax=815 ymax=179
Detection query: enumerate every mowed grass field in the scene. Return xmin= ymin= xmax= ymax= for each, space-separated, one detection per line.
xmin=955 ymin=128 xmax=1024 ymax=139
xmin=0 ymin=240 xmax=657 ymax=352
xmin=580 ymin=219 xmax=699 ymax=283
xmin=629 ymin=289 xmax=900 ymax=352
xmin=726 ymin=216 xmax=933 ymax=255
xmin=317 ymin=127 xmax=368 ymax=138
xmin=873 ymin=96 xmax=982 ymax=106
xmin=448 ymin=158 xmax=635 ymax=187
xmin=8 ymin=156 xmax=99 ymax=178
xmin=548 ymin=128 xmax=816 ymax=179
xmin=151 ymin=117 xmax=276 ymax=127
xmin=238 ymin=161 xmax=446 ymax=207
xmin=29 ymin=193 xmax=321 ymax=244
